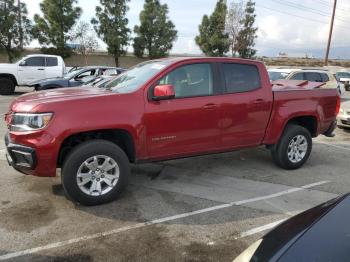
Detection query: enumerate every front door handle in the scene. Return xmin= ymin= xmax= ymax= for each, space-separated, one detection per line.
xmin=253 ymin=99 xmax=264 ymax=104
xmin=37 ymin=68 xmax=45 ymax=71
xmin=203 ymin=103 xmax=218 ymax=109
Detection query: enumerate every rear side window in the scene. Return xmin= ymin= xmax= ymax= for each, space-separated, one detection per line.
xmin=222 ymin=63 xmax=260 ymax=93
xmin=289 ymin=72 xmax=304 ymax=80
xmin=46 ymin=57 xmax=58 ymax=67
xmin=25 ymin=57 xmax=45 ymax=67
xmin=321 ymin=73 xmax=329 ymax=82
xmin=305 ymin=72 xmax=323 ymax=82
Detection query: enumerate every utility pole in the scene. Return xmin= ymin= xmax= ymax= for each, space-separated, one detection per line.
xmin=18 ymin=0 xmax=23 ymax=50
xmin=325 ymin=0 xmax=337 ymax=66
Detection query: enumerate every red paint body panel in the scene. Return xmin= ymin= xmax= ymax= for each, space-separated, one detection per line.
xmin=5 ymin=58 xmax=339 ymax=177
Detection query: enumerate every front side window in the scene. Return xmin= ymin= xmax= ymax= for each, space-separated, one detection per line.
xmin=24 ymin=57 xmax=45 ymax=67
xmin=159 ymin=63 xmax=213 ymax=98
xmin=223 ymin=63 xmax=260 ymax=93
xmin=290 ymin=72 xmax=304 ymax=80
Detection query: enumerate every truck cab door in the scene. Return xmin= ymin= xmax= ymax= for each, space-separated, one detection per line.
xmin=18 ymin=56 xmax=46 ymax=85
xmin=218 ymin=62 xmax=273 ymax=148
xmin=144 ymin=63 xmax=222 ymax=159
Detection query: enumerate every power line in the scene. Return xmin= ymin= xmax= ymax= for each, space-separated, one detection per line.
xmin=256 ymin=3 xmax=350 ymax=31
xmin=271 ymin=0 xmax=350 ymax=24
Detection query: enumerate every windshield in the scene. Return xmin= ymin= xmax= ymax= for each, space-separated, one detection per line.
xmin=105 ymin=60 xmax=172 ymax=93
xmin=268 ymin=71 xmax=289 ymax=81
xmin=63 ymin=69 xmax=84 ymax=79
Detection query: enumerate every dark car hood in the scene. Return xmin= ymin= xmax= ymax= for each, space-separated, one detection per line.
xmin=30 ymin=77 xmax=68 ymax=86
xmin=10 ymin=87 xmax=112 ymax=112
xmin=247 ymin=194 xmax=350 ymax=262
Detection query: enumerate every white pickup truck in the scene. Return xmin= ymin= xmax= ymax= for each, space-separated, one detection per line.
xmin=0 ymin=54 xmax=65 ymax=95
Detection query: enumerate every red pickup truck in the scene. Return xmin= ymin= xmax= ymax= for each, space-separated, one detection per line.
xmin=5 ymin=58 xmax=340 ymax=205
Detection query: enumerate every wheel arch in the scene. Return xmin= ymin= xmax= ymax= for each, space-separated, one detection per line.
xmin=57 ymin=129 xmax=136 ymax=167
xmin=0 ymin=73 xmax=18 ymax=86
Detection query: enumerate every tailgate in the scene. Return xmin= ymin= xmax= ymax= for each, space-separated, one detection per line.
xmin=272 ymin=80 xmax=326 ymax=91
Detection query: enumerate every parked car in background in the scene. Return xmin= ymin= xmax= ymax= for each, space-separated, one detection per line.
xmin=83 ymin=75 xmax=116 ymax=88
xmin=65 ymin=66 xmax=82 ymax=74
xmin=0 ymin=54 xmax=65 ymax=95
xmin=337 ymin=100 xmax=350 ymax=129
xmin=335 ymin=71 xmax=350 ymax=91
xmin=288 ymin=69 xmax=346 ymax=95
xmin=268 ymin=68 xmax=299 ymax=81
xmin=4 ymin=57 xmax=340 ymax=205
xmin=32 ymin=66 xmax=125 ymax=91
xmin=234 ymin=194 xmax=350 ymax=262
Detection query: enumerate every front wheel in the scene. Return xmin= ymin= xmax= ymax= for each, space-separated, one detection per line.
xmin=271 ymin=124 xmax=312 ymax=170
xmin=0 ymin=78 xmax=15 ymax=95
xmin=62 ymin=140 xmax=130 ymax=205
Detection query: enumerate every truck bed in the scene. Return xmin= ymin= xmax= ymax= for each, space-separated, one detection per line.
xmin=263 ymin=80 xmax=340 ymax=145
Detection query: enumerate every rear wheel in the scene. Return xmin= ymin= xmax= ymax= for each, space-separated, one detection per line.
xmin=62 ymin=140 xmax=130 ymax=205
xmin=271 ymin=124 xmax=312 ymax=170
xmin=0 ymin=78 xmax=15 ymax=95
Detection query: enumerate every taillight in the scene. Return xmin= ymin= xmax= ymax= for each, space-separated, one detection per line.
xmin=335 ymin=94 xmax=341 ymax=115
xmin=4 ymin=112 xmax=13 ymax=128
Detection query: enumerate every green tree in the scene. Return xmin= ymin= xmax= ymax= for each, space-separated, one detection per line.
xmin=133 ymin=0 xmax=177 ymax=59
xmin=91 ymin=0 xmax=130 ymax=67
xmin=0 ymin=0 xmax=31 ymax=62
xmin=236 ymin=0 xmax=258 ymax=58
xmin=32 ymin=0 xmax=82 ymax=58
xmin=195 ymin=0 xmax=229 ymax=57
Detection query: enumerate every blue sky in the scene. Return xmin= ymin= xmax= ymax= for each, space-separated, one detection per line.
xmin=23 ymin=0 xmax=350 ymax=58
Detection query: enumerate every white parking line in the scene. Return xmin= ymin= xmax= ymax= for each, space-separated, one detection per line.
xmin=0 ymin=180 xmax=330 ymax=261
xmin=236 ymin=218 xmax=288 ymax=239
xmin=316 ymin=141 xmax=350 ymax=152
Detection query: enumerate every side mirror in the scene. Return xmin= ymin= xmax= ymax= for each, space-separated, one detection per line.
xmin=19 ymin=61 xmax=26 ymax=66
xmin=153 ymin=84 xmax=175 ymax=101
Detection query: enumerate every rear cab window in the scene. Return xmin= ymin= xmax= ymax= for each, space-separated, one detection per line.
xmin=222 ymin=63 xmax=261 ymax=93
xmin=46 ymin=57 xmax=58 ymax=67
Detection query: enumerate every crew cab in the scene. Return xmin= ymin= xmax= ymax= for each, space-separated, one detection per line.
xmin=0 ymin=54 xmax=65 ymax=95
xmin=4 ymin=58 xmax=340 ymax=205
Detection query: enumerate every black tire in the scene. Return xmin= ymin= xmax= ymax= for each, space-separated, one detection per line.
xmin=62 ymin=139 xmax=130 ymax=206
xmin=0 ymin=78 xmax=15 ymax=95
xmin=271 ymin=124 xmax=312 ymax=170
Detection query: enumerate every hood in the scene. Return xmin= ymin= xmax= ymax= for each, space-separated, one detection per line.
xmin=0 ymin=63 xmax=17 ymax=70
xmin=234 ymin=194 xmax=349 ymax=262
xmin=10 ymin=87 xmax=112 ymax=112
xmin=29 ymin=77 xmax=67 ymax=86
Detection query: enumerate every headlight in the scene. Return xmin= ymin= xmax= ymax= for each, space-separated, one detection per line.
xmin=10 ymin=113 xmax=53 ymax=132
xmin=339 ymin=108 xmax=344 ymax=114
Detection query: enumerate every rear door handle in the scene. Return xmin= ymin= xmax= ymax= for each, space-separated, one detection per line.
xmin=203 ymin=103 xmax=218 ymax=109
xmin=37 ymin=68 xmax=45 ymax=71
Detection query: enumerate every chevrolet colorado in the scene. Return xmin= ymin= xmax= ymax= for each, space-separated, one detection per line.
xmin=4 ymin=58 xmax=340 ymax=205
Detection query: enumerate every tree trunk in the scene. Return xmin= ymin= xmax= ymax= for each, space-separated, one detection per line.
xmin=114 ymin=56 xmax=119 ymax=67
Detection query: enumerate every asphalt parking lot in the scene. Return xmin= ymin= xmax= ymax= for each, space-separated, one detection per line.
xmin=0 ymin=87 xmax=350 ymax=262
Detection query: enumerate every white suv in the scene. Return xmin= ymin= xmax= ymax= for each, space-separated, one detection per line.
xmin=0 ymin=54 xmax=65 ymax=95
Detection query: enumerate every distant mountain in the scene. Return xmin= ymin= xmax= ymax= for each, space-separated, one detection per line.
xmin=259 ymin=46 xmax=350 ymax=59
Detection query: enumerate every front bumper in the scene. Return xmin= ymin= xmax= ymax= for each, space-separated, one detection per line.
xmin=5 ymin=134 xmax=37 ymax=171
xmin=337 ymin=114 xmax=350 ymax=128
